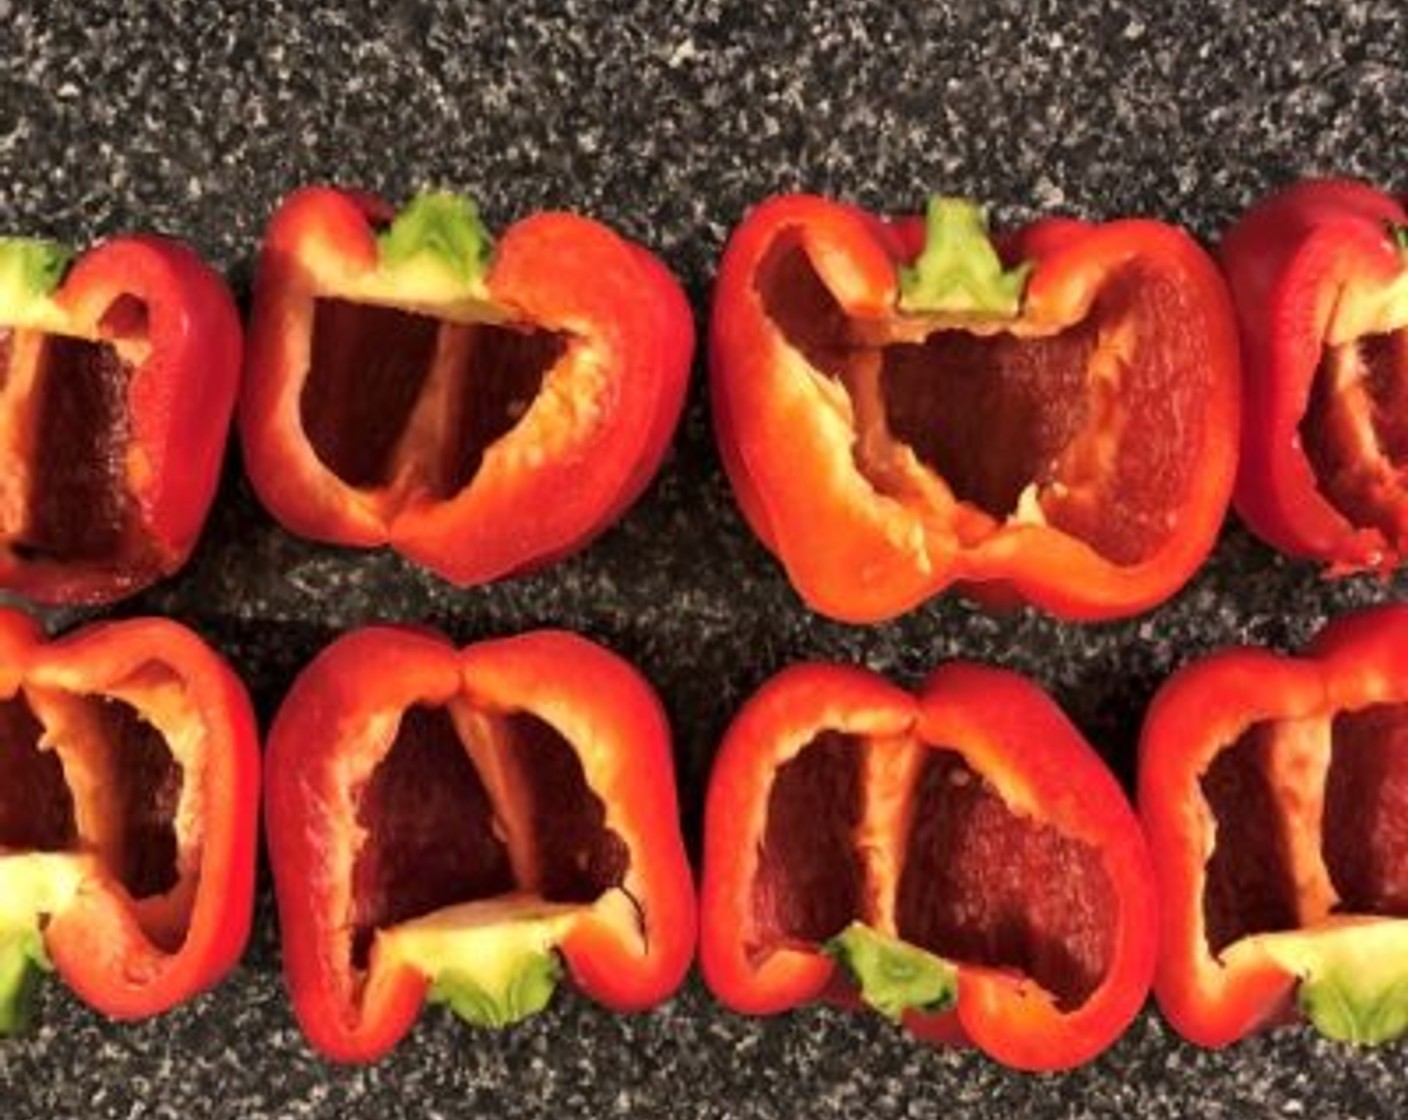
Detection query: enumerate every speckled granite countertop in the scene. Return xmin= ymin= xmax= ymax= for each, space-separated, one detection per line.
xmin=1 ymin=0 xmax=1407 ymax=1116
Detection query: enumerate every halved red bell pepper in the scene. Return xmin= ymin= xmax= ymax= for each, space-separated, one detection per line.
xmin=0 ymin=607 xmax=258 ymax=1030
xmin=1220 ymin=178 xmax=1408 ymax=573
xmin=240 ymin=187 xmax=693 ymax=585
xmin=1140 ymin=603 xmax=1408 ymax=1048
xmin=0 ymin=233 xmax=241 ymax=603
xmin=265 ymin=625 xmax=696 ymax=1063
xmin=710 ymin=194 xmax=1240 ymax=622
xmin=700 ymin=658 xmax=1155 ymax=1071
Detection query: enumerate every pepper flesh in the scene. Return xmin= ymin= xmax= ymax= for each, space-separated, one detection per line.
xmin=1139 ymin=603 xmax=1408 ymax=1047
xmin=0 ymin=234 xmax=242 ymax=604
xmin=709 ymin=193 xmax=1240 ymax=622
xmin=240 ymin=187 xmax=693 ymax=586
xmin=1220 ymin=178 xmax=1408 ymax=573
xmin=0 ymin=608 xmax=258 ymax=1024
xmin=264 ymin=626 xmax=696 ymax=1063
xmin=699 ymin=659 xmax=1155 ymax=1071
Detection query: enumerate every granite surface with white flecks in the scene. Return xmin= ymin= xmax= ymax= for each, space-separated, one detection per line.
xmin=1 ymin=0 xmax=1408 ymax=1115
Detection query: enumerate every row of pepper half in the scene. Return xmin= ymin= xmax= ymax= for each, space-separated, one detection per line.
xmin=0 ymin=178 xmax=1405 ymax=614
xmin=4 ymin=601 xmax=1408 ymax=1069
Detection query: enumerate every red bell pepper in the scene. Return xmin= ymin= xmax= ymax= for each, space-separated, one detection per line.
xmin=1140 ymin=602 xmax=1408 ymax=1048
xmin=1220 ymin=178 xmax=1408 ymax=573
xmin=710 ymin=194 xmax=1240 ymax=622
xmin=700 ymin=658 xmax=1155 ymax=1071
xmin=0 ymin=233 xmax=241 ymax=603
xmin=265 ymin=625 xmax=696 ymax=1063
xmin=240 ymin=187 xmax=693 ymax=585
xmin=0 ymin=608 xmax=258 ymax=1031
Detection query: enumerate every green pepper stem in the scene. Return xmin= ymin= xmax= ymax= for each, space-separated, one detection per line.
xmin=897 ymin=196 xmax=1031 ymax=318
xmin=0 ymin=928 xmax=51 ymax=1036
xmin=824 ymin=921 xmax=957 ymax=1021
xmin=428 ymin=944 xmax=561 ymax=1029
xmin=376 ymin=191 xmax=494 ymax=287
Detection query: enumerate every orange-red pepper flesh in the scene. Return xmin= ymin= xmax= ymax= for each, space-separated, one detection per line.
xmin=0 ymin=607 xmax=258 ymax=1022
xmin=710 ymin=194 xmax=1240 ymax=622
xmin=241 ymin=188 xmax=693 ymax=586
xmin=1221 ymin=178 xmax=1408 ymax=573
xmin=1140 ymin=603 xmax=1408 ymax=1047
xmin=0 ymin=236 xmax=241 ymax=604
xmin=265 ymin=626 xmax=696 ymax=1063
xmin=700 ymin=659 xmax=1155 ymax=1071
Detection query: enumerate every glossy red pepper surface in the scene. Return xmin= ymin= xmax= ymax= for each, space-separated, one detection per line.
xmin=241 ymin=187 xmax=693 ymax=585
xmin=0 ymin=234 xmax=241 ymax=603
xmin=0 ymin=608 xmax=258 ymax=1026
xmin=1141 ymin=604 xmax=1408 ymax=1048
xmin=710 ymin=193 xmax=1240 ymax=622
xmin=1221 ymin=178 xmax=1408 ymax=573
xmin=265 ymin=626 xmax=696 ymax=1062
xmin=700 ymin=658 xmax=1155 ymax=1070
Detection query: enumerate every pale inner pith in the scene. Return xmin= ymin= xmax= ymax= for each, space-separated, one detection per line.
xmin=754 ymin=235 xmax=1209 ymax=563
xmin=750 ymin=731 xmax=1116 ymax=1010
xmin=300 ymin=299 xmax=568 ymax=506
xmin=1300 ymin=329 xmax=1408 ymax=549
xmin=1200 ymin=703 xmax=1408 ymax=956
xmin=0 ymin=662 xmax=202 ymax=951
xmin=0 ymin=296 xmax=149 ymax=565
xmin=347 ymin=702 xmax=629 ymax=970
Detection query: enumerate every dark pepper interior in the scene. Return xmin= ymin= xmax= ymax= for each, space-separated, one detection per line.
xmin=755 ymin=236 xmax=1209 ymax=563
xmin=0 ymin=689 xmax=183 ymax=903
xmin=301 ymin=298 xmax=568 ymax=501
xmin=349 ymin=703 xmax=629 ymax=969
xmin=0 ymin=302 xmax=146 ymax=565
xmin=1300 ymin=329 xmax=1408 ymax=548
xmin=1200 ymin=705 xmax=1408 ymax=956
xmin=751 ymin=731 xmax=1116 ymax=1010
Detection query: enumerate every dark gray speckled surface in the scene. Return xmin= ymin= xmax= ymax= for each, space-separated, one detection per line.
xmin=1 ymin=0 xmax=1408 ymax=1116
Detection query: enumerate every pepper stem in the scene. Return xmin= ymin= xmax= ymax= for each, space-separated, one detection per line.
xmin=376 ymin=191 xmax=494 ymax=288
xmin=824 ymin=921 xmax=957 ymax=1021
xmin=897 ymin=197 xmax=1031 ymax=318
xmin=428 ymin=942 xmax=561 ymax=1029
xmin=0 ymin=237 xmax=73 ymax=309
xmin=1298 ymin=965 xmax=1408 ymax=1045
xmin=1390 ymin=223 xmax=1408 ymax=258
xmin=0 ymin=927 xmax=51 ymax=1036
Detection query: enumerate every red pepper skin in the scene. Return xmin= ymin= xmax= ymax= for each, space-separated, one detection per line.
xmin=265 ymin=626 xmax=696 ymax=1063
xmin=1138 ymin=603 xmax=1408 ymax=1047
xmin=710 ymin=194 xmax=1240 ymax=622
xmin=0 ymin=607 xmax=259 ymax=1018
xmin=700 ymin=659 xmax=1156 ymax=1071
xmin=240 ymin=187 xmax=693 ymax=585
xmin=1220 ymin=178 xmax=1408 ymax=571
xmin=0 ymin=236 xmax=241 ymax=604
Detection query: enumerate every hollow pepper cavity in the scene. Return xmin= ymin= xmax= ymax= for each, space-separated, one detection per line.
xmin=0 ymin=608 xmax=258 ymax=1030
xmin=240 ymin=187 xmax=693 ymax=585
xmin=1220 ymin=178 xmax=1408 ymax=574
xmin=699 ymin=659 xmax=1155 ymax=1070
xmin=1140 ymin=603 xmax=1408 ymax=1048
xmin=710 ymin=194 xmax=1240 ymax=622
xmin=265 ymin=626 xmax=696 ymax=1063
xmin=0 ymin=233 xmax=241 ymax=603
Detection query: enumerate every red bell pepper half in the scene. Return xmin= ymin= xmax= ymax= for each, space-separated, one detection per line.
xmin=1221 ymin=178 xmax=1408 ymax=573
xmin=1140 ymin=603 xmax=1408 ymax=1048
xmin=0 ymin=608 xmax=258 ymax=1031
xmin=0 ymin=233 xmax=241 ymax=603
xmin=710 ymin=194 xmax=1240 ymax=622
xmin=700 ymin=659 xmax=1155 ymax=1070
xmin=240 ymin=187 xmax=693 ymax=585
xmin=265 ymin=626 xmax=696 ymax=1063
